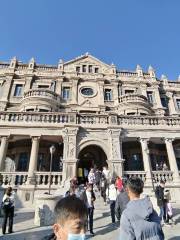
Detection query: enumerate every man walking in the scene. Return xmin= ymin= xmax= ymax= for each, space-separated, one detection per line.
xmin=155 ymin=180 xmax=166 ymax=224
xmin=119 ymin=177 xmax=164 ymax=240
xmin=82 ymin=183 xmax=96 ymax=235
xmin=115 ymin=180 xmax=129 ymax=222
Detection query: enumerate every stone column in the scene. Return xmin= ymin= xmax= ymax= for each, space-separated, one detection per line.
xmin=108 ymin=129 xmax=124 ymax=177
xmin=154 ymin=87 xmax=162 ymax=108
xmin=27 ymin=137 xmax=40 ymax=184
xmin=0 ymin=136 xmax=9 ymax=171
xmin=71 ymin=79 xmax=78 ymax=104
xmin=139 ymin=138 xmax=153 ymax=186
xmin=167 ymin=92 xmax=177 ymax=115
xmin=24 ymin=76 xmax=33 ymax=92
xmin=112 ymin=82 xmax=119 ymax=105
xmin=1 ymin=76 xmax=13 ymax=110
xmin=164 ymin=138 xmax=180 ymax=184
xmin=98 ymin=80 xmax=104 ymax=105
xmin=62 ymin=127 xmax=79 ymax=183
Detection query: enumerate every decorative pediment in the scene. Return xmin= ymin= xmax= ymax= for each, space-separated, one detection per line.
xmin=80 ymin=99 xmax=92 ymax=107
xmin=63 ymin=53 xmax=116 ymax=74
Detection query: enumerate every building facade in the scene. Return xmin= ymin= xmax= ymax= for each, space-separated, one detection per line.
xmin=0 ymin=54 xmax=180 ymax=202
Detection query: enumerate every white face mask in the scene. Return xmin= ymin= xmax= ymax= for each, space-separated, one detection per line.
xmin=68 ymin=233 xmax=86 ymax=240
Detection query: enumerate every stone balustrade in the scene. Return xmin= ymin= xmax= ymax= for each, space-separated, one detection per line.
xmin=119 ymin=94 xmax=148 ymax=104
xmin=124 ymin=171 xmax=146 ymax=182
xmin=152 ymin=171 xmax=173 ymax=183
xmin=0 ymin=112 xmax=74 ymax=124
xmin=35 ymin=172 xmax=62 ymax=187
xmin=0 ymin=172 xmax=62 ymax=187
xmin=0 ymin=112 xmax=180 ymax=128
xmin=23 ymin=89 xmax=60 ymax=102
xmin=0 ymin=172 xmax=28 ymax=186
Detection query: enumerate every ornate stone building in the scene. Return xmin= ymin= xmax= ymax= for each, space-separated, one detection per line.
xmin=0 ymin=53 xmax=180 ymax=203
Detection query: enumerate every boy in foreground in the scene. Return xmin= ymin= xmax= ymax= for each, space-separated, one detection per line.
xmin=43 ymin=196 xmax=88 ymax=240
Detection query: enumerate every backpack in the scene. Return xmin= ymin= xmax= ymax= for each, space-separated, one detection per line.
xmin=1 ymin=197 xmax=13 ymax=211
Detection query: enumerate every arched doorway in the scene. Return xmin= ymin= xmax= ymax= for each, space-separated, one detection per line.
xmin=77 ymin=145 xmax=107 ymax=183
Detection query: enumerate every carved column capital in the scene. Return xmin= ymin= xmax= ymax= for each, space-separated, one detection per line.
xmin=0 ymin=136 xmax=10 ymax=141
xmin=164 ymin=138 xmax=174 ymax=144
xmin=138 ymin=137 xmax=149 ymax=144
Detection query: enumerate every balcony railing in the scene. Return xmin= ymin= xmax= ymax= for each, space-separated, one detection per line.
xmin=152 ymin=171 xmax=173 ymax=183
xmin=23 ymin=89 xmax=60 ymax=102
xmin=0 ymin=112 xmax=180 ymax=128
xmin=0 ymin=172 xmax=62 ymax=188
xmin=124 ymin=171 xmax=174 ymax=184
xmin=124 ymin=171 xmax=146 ymax=182
xmin=119 ymin=94 xmax=148 ymax=105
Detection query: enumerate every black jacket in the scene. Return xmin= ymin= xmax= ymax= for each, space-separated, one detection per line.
xmin=115 ymin=188 xmax=129 ymax=220
xmin=155 ymin=185 xmax=165 ymax=207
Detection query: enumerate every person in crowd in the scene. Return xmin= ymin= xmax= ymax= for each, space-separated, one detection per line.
xmin=115 ymin=179 xmax=129 ymax=222
xmin=82 ymin=183 xmax=96 ymax=235
xmin=106 ymin=179 xmax=118 ymax=224
xmin=43 ymin=196 xmax=88 ymax=240
xmin=1 ymin=187 xmax=15 ymax=235
xmin=102 ymin=166 xmax=111 ymax=185
xmin=119 ymin=177 xmax=164 ymax=240
xmin=95 ymin=169 xmax=102 ymax=192
xmin=155 ymin=180 xmax=166 ymax=224
xmin=100 ymin=174 xmax=107 ymax=205
xmin=156 ymin=163 xmax=159 ymax=171
xmin=88 ymin=168 xmax=96 ymax=186
xmin=115 ymin=176 xmax=123 ymax=192
xmin=164 ymin=190 xmax=174 ymax=225
xmin=162 ymin=163 xmax=168 ymax=171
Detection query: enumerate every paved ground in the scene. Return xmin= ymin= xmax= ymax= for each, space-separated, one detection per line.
xmin=0 ymin=195 xmax=180 ymax=240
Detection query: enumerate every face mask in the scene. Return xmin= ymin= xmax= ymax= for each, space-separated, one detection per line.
xmin=68 ymin=233 xmax=86 ymax=240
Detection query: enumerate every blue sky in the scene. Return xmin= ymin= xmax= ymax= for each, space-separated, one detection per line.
xmin=0 ymin=0 xmax=180 ymax=79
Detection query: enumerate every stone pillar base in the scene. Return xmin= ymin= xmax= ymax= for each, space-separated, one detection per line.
xmin=26 ymin=176 xmax=36 ymax=185
xmin=16 ymin=185 xmax=36 ymax=208
xmin=34 ymin=194 xmax=61 ymax=226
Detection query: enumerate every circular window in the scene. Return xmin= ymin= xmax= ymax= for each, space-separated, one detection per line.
xmin=81 ymin=87 xmax=94 ymax=96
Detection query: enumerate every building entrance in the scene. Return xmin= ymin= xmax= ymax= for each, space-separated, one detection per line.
xmin=77 ymin=145 xmax=107 ymax=183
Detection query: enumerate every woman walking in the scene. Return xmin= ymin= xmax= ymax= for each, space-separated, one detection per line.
xmin=1 ymin=187 xmax=15 ymax=235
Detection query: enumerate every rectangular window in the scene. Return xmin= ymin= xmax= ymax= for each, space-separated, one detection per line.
xmin=76 ymin=66 xmax=80 ymax=73
xmin=89 ymin=65 xmax=92 ymax=73
xmin=125 ymin=90 xmax=134 ymax=94
xmin=161 ymin=97 xmax=168 ymax=108
xmin=95 ymin=67 xmax=99 ymax=73
xmin=147 ymin=91 xmax=154 ymax=103
xmin=82 ymin=65 xmax=86 ymax=73
xmin=104 ymin=89 xmax=112 ymax=101
xmin=62 ymin=87 xmax=70 ymax=100
xmin=14 ymin=84 xmax=23 ymax=97
xmin=176 ymin=99 xmax=180 ymax=109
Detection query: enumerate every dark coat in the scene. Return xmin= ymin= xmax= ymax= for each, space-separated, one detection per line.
xmin=115 ymin=188 xmax=129 ymax=220
xmin=155 ymin=185 xmax=165 ymax=207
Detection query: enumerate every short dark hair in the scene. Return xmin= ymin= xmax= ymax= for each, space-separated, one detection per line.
xmin=54 ymin=196 xmax=88 ymax=225
xmin=160 ymin=180 xmax=165 ymax=184
xmin=127 ymin=177 xmax=144 ymax=195
xmin=5 ymin=187 xmax=12 ymax=196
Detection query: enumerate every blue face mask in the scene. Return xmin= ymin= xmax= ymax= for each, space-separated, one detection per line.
xmin=68 ymin=233 xmax=86 ymax=240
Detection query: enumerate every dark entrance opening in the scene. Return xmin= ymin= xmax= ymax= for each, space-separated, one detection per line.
xmin=77 ymin=145 xmax=107 ymax=183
